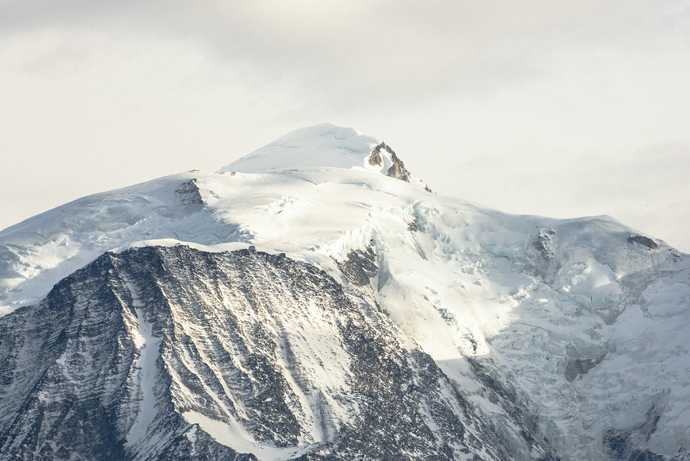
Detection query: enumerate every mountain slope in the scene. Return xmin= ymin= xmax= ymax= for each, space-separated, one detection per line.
xmin=0 ymin=245 xmax=553 ymax=460
xmin=217 ymin=124 xmax=380 ymax=174
xmin=1 ymin=123 xmax=689 ymax=460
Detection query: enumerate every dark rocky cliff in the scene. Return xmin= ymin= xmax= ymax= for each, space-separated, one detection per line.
xmin=0 ymin=246 xmax=558 ymax=460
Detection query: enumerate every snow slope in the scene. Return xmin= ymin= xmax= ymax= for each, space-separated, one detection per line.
xmin=1 ymin=123 xmax=689 ymax=460
xmin=218 ymin=123 xmax=382 ymax=174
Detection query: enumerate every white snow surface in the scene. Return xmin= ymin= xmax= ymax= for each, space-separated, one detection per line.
xmin=2 ymin=123 xmax=689 ymax=460
xmin=182 ymin=412 xmax=314 ymax=461
xmin=218 ymin=123 xmax=381 ymax=174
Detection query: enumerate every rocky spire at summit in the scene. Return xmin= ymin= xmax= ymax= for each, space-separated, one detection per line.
xmin=368 ymin=142 xmax=411 ymax=182
xmin=368 ymin=141 xmax=433 ymax=191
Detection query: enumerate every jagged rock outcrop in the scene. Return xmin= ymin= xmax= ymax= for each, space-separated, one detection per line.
xmin=367 ymin=146 xmax=383 ymax=167
xmin=0 ymin=245 xmax=556 ymax=460
xmin=387 ymin=151 xmax=411 ymax=182
xmin=368 ymin=142 xmax=412 ymax=182
xmin=527 ymin=229 xmax=561 ymax=281
xmin=175 ymin=179 xmax=204 ymax=206
xmin=332 ymin=245 xmax=379 ymax=286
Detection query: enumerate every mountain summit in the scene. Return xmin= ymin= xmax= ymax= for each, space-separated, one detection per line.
xmin=219 ymin=123 xmax=428 ymax=189
xmin=0 ymin=125 xmax=689 ymax=460
xmin=219 ymin=123 xmax=380 ymax=174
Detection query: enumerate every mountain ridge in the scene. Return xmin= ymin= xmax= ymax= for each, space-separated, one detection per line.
xmin=0 ymin=245 xmax=556 ymax=460
xmin=1 ymin=124 xmax=689 ymax=460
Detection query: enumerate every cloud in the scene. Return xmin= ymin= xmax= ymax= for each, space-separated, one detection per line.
xmin=5 ymin=0 xmax=688 ymax=109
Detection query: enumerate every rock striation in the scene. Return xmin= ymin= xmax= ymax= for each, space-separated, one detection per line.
xmin=0 ymin=245 xmax=558 ymax=460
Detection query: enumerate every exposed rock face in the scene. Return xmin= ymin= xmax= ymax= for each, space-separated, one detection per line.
xmin=175 ymin=179 xmax=204 ymax=206
xmin=368 ymin=142 xmax=431 ymax=190
xmin=368 ymin=142 xmax=412 ymax=182
xmin=0 ymin=245 xmax=556 ymax=460
xmin=564 ymin=355 xmax=606 ymax=382
xmin=627 ymin=235 xmax=658 ymax=249
xmin=332 ymin=245 xmax=379 ymax=286
xmin=527 ymin=230 xmax=560 ymax=281
xmin=328 ymin=241 xmax=559 ymax=461
xmin=387 ymin=151 xmax=411 ymax=182
xmin=367 ymin=146 xmax=383 ymax=167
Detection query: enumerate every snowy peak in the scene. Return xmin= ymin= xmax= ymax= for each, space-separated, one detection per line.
xmin=218 ymin=123 xmax=379 ymax=174
xmin=218 ymin=123 xmax=430 ymax=190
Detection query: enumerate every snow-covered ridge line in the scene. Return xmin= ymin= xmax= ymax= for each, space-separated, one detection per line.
xmin=0 ymin=123 xmax=436 ymax=315
xmin=218 ymin=123 xmax=381 ymax=174
xmin=218 ymin=122 xmax=433 ymax=191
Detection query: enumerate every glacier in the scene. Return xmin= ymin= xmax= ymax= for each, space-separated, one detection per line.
xmin=0 ymin=122 xmax=689 ymax=460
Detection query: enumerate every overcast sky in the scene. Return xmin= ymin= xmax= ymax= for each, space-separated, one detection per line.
xmin=2 ymin=0 xmax=689 ymax=251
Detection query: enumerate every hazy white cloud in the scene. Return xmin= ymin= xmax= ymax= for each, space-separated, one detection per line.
xmin=1 ymin=0 xmax=689 ymax=250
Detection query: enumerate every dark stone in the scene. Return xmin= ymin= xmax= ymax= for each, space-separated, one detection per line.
xmin=564 ymin=354 xmax=606 ymax=382
xmin=528 ymin=230 xmax=560 ymax=281
xmin=533 ymin=233 xmax=553 ymax=257
xmin=175 ymin=179 xmax=204 ymax=206
xmin=333 ymin=245 xmax=378 ymax=286
xmin=369 ymin=142 xmax=413 ymax=183
xmin=627 ymin=236 xmax=658 ymax=249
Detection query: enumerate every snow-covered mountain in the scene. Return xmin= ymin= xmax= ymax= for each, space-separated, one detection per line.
xmin=1 ymin=123 xmax=689 ymax=460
